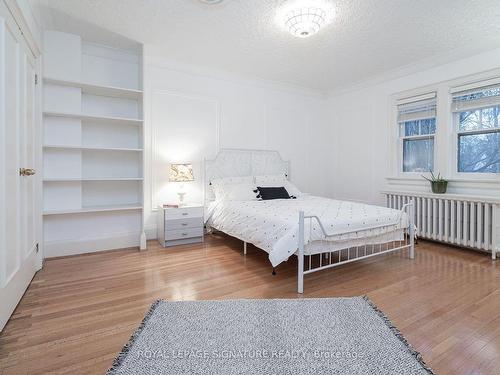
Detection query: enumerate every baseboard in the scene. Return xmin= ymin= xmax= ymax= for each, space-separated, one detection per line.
xmin=145 ymin=226 xmax=157 ymax=240
xmin=45 ymin=226 xmax=158 ymax=258
xmin=44 ymin=231 xmax=141 ymax=258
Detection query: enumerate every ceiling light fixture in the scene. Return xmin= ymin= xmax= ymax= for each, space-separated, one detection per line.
xmin=277 ymin=0 xmax=335 ymax=38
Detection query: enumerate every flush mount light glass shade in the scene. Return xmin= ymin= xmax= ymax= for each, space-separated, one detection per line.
xmin=169 ymin=163 xmax=194 ymax=182
xmin=278 ymin=0 xmax=335 ymax=38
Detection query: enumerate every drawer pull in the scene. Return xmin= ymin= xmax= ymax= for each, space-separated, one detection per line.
xmin=181 ymin=223 xmax=188 ymax=226
xmin=182 ymin=233 xmax=188 ymax=236
xmin=182 ymin=212 xmax=188 ymax=216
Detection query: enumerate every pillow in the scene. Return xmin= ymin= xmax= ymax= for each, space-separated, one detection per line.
xmin=211 ymin=176 xmax=255 ymax=201
xmin=283 ymin=180 xmax=302 ymax=197
xmin=256 ymin=186 xmax=291 ymax=200
xmin=211 ymin=181 xmax=226 ymax=201
xmin=223 ymin=183 xmax=259 ymax=201
xmin=212 ymin=176 xmax=254 ymax=185
xmin=254 ymin=174 xmax=286 ymax=186
xmin=254 ymin=175 xmax=302 ymax=197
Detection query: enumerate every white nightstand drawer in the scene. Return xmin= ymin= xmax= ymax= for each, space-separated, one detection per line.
xmin=166 ymin=217 xmax=203 ymax=230
xmin=166 ymin=227 xmax=203 ymax=241
xmin=158 ymin=204 xmax=204 ymax=248
xmin=164 ymin=206 xmax=203 ymax=220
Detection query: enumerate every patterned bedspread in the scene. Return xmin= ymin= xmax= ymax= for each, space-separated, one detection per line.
xmin=206 ymin=196 xmax=408 ymax=267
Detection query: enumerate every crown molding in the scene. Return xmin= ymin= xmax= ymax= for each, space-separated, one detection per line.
xmin=327 ymin=45 xmax=500 ymax=98
xmin=4 ymin=0 xmax=41 ymax=57
xmin=144 ymin=45 xmax=328 ymax=100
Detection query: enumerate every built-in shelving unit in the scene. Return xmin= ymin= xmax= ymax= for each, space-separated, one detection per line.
xmin=43 ymin=111 xmax=143 ymax=126
xmin=43 ymin=77 xmax=143 ymax=99
xmin=42 ymin=30 xmax=145 ymax=257
xmin=43 ymin=203 xmax=143 ymax=216
xmin=43 ymin=177 xmax=144 ymax=182
xmin=44 ymin=145 xmax=143 ymax=152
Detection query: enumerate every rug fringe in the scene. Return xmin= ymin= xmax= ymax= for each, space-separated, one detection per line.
xmin=362 ymin=296 xmax=436 ymax=375
xmin=107 ymin=297 xmax=436 ymax=374
xmin=106 ymin=299 xmax=164 ymax=375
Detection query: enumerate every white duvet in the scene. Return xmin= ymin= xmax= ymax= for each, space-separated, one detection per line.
xmin=206 ymin=196 xmax=408 ymax=267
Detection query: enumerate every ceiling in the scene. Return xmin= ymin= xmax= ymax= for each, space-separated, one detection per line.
xmin=28 ymin=0 xmax=500 ymax=92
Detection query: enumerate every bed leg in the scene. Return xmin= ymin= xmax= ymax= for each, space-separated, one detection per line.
xmin=243 ymin=241 xmax=247 ymax=255
xmin=298 ymin=211 xmax=304 ymax=294
xmin=409 ymin=199 xmax=415 ymax=260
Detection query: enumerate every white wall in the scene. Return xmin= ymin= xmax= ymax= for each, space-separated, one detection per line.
xmin=327 ymin=48 xmax=500 ymax=206
xmin=143 ymin=46 xmax=331 ymax=235
xmin=38 ymin=32 xmax=500 ymax=251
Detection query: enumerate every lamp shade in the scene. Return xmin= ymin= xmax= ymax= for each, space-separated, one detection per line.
xmin=169 ymin=163 xmax=194 ymax=182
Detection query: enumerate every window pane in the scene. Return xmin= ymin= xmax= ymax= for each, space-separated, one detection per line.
xmin=459 ymin=110 xmax=481 ymax=131
xmin=454 ymin=87 xmax=500 ymax=103
xmin=481 ymin=107 xmax=500 ymax=129
xmin=400 ymin=118 xmax=436 ymax=136
xmin=458 ymin=132 xmax=500 ymax=173
xmin=402 ymin=121 xmax=419 ymax=136
xmin=459 ymin=106 xmax=500 ymax=131
xmin=420 ymin=118 xmax=436 ymax=135
xmin=403 ymin=138 xmax=434 ymax=172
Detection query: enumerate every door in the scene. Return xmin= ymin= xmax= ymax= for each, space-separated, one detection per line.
xmin=0 ymin=1 xmax=42 ymax=331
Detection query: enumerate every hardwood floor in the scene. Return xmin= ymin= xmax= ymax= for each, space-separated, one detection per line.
xmin=1 ymin=234 xmax=499 ymax=374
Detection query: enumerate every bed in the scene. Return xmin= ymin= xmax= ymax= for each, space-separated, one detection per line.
xmin=204 ymin=149 xmax=415 ymax=293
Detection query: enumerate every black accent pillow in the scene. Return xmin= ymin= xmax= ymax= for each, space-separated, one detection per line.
xmin=256 ymin=186 xmax=291 ymax=200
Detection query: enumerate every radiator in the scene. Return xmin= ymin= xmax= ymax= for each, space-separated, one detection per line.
xmin=382 ymin=191 xmax=500 ymax=259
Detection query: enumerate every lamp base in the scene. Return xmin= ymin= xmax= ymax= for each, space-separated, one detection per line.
xmin=177 ymin=191 xmax=187 ymax=207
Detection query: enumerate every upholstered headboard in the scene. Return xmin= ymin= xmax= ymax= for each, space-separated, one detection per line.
xmin=204 ymin=149 xmax=289 ymax=205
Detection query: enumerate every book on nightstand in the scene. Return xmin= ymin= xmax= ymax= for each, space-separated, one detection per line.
xmin=163 ymin=204 xmax=179 ymax=208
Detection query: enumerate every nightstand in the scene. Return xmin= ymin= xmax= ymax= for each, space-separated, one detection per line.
xmin=157 ymin=205 xmax=204 ymax=247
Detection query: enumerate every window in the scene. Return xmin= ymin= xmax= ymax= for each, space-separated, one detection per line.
xmin=452 ymin=83 xmax=500 ymax=173
xmin=397 ymin=93 xmax=437 ymax=173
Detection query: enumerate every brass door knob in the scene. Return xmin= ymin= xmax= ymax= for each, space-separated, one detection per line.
xmin=19 ymin=168 xmax=36 ymax=176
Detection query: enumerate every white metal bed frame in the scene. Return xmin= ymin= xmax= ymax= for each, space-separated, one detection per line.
xmin=297 ymin=205 xmax=414 ymax=293
xmin=204 ymin=149 xmax=415 ymax=294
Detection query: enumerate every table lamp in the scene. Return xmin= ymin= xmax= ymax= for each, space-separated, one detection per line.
xmin=169 ymin=163 xmax=194 ymax=206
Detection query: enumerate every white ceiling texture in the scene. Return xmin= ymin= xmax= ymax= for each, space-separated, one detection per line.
xmin=28 ymin=0 xmax=500 ymax=92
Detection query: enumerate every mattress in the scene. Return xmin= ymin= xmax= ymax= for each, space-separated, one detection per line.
xmin=206 ymin=196 xmax=408 ymax=267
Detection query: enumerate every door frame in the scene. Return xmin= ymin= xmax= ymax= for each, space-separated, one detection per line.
xmin=4 ymin=0 xmax=43 ymax=264
xmin=0 ymin=0 xmax=43 ymax=332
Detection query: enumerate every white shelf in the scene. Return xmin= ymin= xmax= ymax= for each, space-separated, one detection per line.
xmin=43 ymin=177 xmax=143 ymax=182
xmin=44 ymin=145 xmax=143 ymax=152
xmin=43 ymin=111 xmax=143 ymax=126
xmin=42 ymin=32 xmax=145 ymax=255
xmin=44 ymin=77 xmax=143 ymax=100
xmin=43 ymin=203 xmax=143 ymax=216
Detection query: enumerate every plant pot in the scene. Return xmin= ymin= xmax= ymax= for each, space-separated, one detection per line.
xmin=431 ymin=181 xmax=448 ymax=194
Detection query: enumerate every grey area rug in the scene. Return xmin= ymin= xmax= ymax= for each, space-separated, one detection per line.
xmin=107 ymin=297 xmax=435 ymax=375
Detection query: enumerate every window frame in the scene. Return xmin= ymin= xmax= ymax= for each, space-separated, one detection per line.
xmin=390 ymin=71 xmax=500 ymax=184
xmin=399 ymin=124 xmax=436 ymax=174
xmin=450 ymin=108 xmax=500 ymax=180
xmin=394 ymin=92 xmax=438 ymax=177
xmin=451 ymin=87 xmax=500 ymax=180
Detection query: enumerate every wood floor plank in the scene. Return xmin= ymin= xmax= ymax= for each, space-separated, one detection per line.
xmin=1 ymin=234 xmax=500 ymax=374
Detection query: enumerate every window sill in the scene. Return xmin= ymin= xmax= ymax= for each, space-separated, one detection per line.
xmin=385 ymin=176 xmax=500 ymax=198
xmin=386 ymin=176 xmax=500 ymax=184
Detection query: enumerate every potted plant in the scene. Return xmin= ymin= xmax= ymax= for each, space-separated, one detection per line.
xmin=422 ymin=172 xmax=448 ymax=194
